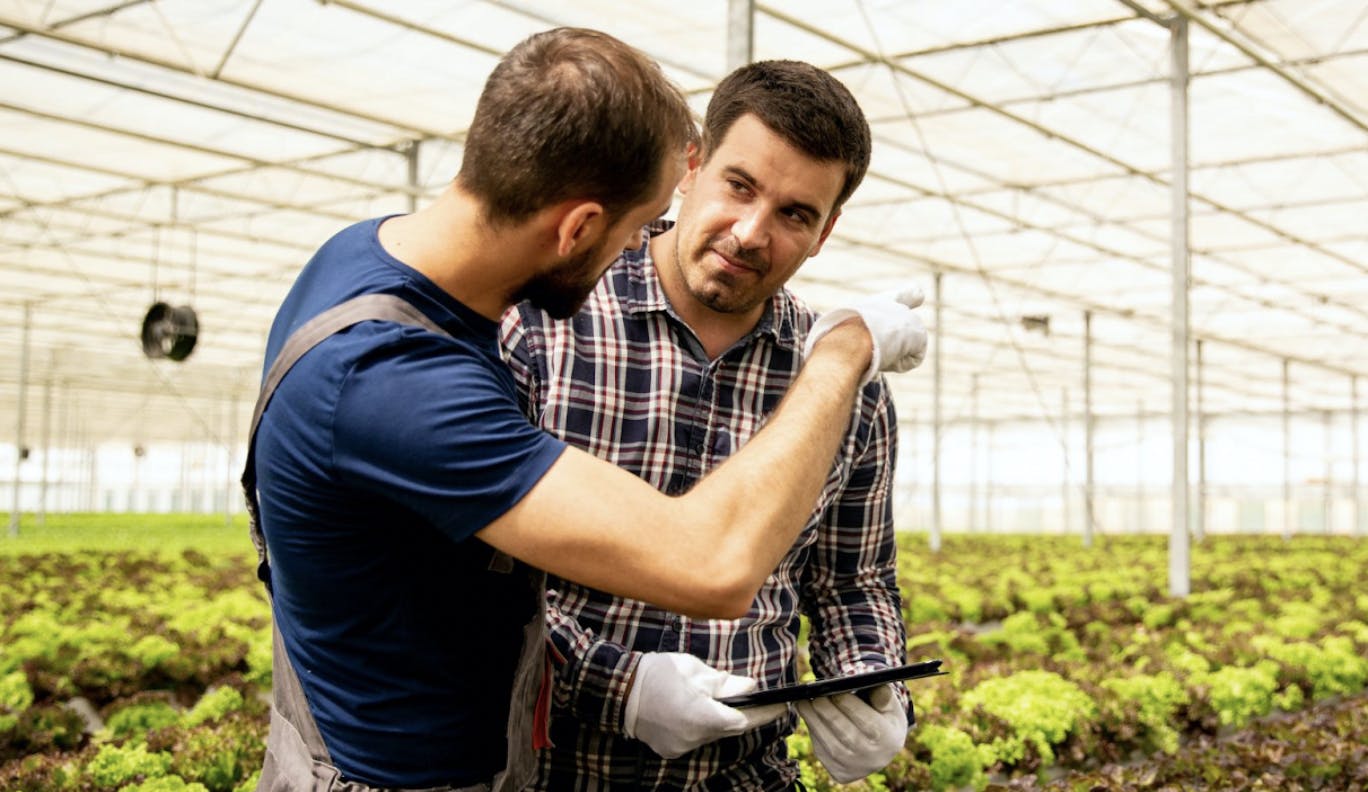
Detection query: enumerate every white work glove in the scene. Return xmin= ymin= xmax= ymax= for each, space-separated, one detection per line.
xmin=797 ymin=684 xmax=908 ymax=783
xmin=623 ymin=652 xmax=788 ymax=758
xmin=803 ymin=286 xmax=928 ymax=385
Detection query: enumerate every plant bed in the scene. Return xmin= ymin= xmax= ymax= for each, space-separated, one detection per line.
xmin=982 ymin=691 xmax=1368 ymax=792
xmin=2 ymin=517 xmax=1366 ymax=790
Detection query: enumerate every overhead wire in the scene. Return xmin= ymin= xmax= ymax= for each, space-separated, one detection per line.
xmin=849 ymin=0 xmax=1112 ymax=535
xmin=150 ymin=0 xmax=203 ymax=77
xmin=1329 ymin=2 xmax=1368 ymax=55
xmin=852 ymin=1 xmax=1107 ymax=446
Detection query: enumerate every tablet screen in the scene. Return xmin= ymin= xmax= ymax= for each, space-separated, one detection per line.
xmin=717 ymin=659 xmax=946 ymax=708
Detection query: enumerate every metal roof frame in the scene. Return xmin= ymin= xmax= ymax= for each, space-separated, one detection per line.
xmin=0 ymin=0 xmax=1363 ymax=456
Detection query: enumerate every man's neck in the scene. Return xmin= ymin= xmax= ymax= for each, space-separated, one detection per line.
xmin=649 ymin=230 xmax=763 ymax=360
xmin=377 ymin=186 xmax=545 ymax=321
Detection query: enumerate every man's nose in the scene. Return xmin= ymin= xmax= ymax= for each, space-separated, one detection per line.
xmin=731 ymin=206 xmax=768 ymax=249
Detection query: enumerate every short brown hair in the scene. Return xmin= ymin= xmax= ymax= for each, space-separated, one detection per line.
xmin=702 ymin=60 xmax=871 ymax=213
xmin=458 ymin=28 xmax=697 ymax=225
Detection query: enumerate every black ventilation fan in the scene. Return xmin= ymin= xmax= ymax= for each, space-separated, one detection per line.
xmin=140 ymin=302 xmax=199 ymax=362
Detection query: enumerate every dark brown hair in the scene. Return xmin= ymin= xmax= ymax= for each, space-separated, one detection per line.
xmin=702 ymin=60 xmax=871 ymax=213
xmin=458 ymin=28 xmax=697 ymax=225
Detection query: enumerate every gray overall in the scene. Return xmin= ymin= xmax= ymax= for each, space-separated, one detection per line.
xmin=242 ymin=294 xmax=546 ymax=792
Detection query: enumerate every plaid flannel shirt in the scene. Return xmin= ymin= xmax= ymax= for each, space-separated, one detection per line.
xmin=499 ymin=225 xmax=907 ymax=791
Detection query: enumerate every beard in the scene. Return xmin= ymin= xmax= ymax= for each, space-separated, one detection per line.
xmin=676 ymin=232 xmax=771 ymax=316
xmin=514 ymin=239 xmax=608 ymax=319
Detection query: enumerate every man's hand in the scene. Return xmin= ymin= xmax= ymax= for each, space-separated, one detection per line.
xmin=623 ymin=652 xmax=788 ymax=758
xmin=803 ymin=286 xmax=928 ymax=385
xmin=796 ymin=684 xmax=908 ymax=783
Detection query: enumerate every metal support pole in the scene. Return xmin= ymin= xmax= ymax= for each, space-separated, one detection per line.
xmin=84 ymin=424 xmax=96 ymax=511
xmin=1283 ymin=359 xmax=1292 ymax=540
xmin=225 ymin=394 xmax=240 ymax=527
xmin=406 ymin=140 xmax=421 ymax=214
xmin=178 ymin=437 xmax=189 ymax=513
xmin=969 ymin=373 xmax=979 ymax=532
xmin=1324 ymin=410 xmax=1333 ymax=534
xmin=932 ymin=271 xmax=943 ymax=552
xmin=906 ymin=409 xmax=918 ymax=527
xmin=10 ymin=303 xmax=32 ymax=537
xmin=132 ymin=442 xmax=143 ymax=513
xmin=986 ymin=421 xmax=995 ymax=533
xmin=79 ymin=394 xmax=95 ymax=510
xmin=1169 ymin=15 xmax=1191 ymax=596
xmin=1137 ymin=399 xmax=1145 ymax=534
xmin=1354 ymin=376 xmax=1362 ymax=536
xmin=1196 ymin=339 xmax=1206 ymax=541
xmin=1062 ymin=387 xmax=1071 ymax=536
xmin=57 ymin=379 xmax=70 ymax=512
xmin=199 ymin=438 xmax=209 ymax=513
xmin=726 ymin=0 xmax=755 ymax=70
xmin=1084 ymin=310 xmax=1095 ymax=548
xmin=38 ymin=373 xmax=52 ymax=527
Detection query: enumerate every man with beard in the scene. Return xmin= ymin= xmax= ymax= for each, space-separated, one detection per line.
xmin=503 ymin=60 xmax=919 ymax=789
xmin=247 ymin=29 xmax=927 ymax=792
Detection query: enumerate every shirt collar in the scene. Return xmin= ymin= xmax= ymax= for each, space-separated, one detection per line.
xmin=618 ymin=220 xmax=802 ymax=352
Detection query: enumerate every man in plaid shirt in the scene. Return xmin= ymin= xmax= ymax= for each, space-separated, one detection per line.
xmin=501 ymin=60 xmax=914 ymax=790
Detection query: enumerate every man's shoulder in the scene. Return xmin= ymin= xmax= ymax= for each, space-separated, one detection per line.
xmin=775 ymin=286 xmax=819 ymax=340
xmin=588 ymin=254 xmax=641 ymax=308
xmin=277 ymin=322 xmax=498 ymax=421
xmin=304 ymin=216 xmax=393 ymax=279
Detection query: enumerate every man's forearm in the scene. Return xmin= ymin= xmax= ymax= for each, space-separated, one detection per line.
xmin=806 ymin=380 xmax=909 ymax=710
xmin=477 ymin=319 xmax=905 ymax=619
xmin=674 ymin=322 xmax=873 ymax=612
xmin=545 ymin=595 xmax=641 ymax=731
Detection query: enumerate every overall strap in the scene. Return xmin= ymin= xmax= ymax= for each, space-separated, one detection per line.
xmin=241 ymin=293 xmax=446 ymax=588
xmin=242 ymin=292 xmax=532 ymax=792
xmin=245 ymin=294 xmax=455 ymax=790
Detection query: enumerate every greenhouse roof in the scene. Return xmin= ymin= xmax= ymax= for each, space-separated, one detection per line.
xmin=1 ymin=0 xmax=1365 ymax=446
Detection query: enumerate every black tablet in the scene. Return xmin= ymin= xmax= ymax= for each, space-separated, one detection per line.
xmin=717 ymin=659 xmax=946 ymax=708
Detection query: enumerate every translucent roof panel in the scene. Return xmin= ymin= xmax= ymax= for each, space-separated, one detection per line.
xmin=0 ymin=0 xmax=1365 ymax=448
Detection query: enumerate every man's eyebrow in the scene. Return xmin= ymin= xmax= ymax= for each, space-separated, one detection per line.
xmin=724 ymin=164 xmax=823 ymax=219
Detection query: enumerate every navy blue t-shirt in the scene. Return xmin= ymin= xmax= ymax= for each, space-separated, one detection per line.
xmin=255 ymin=216 xmax=566 ymax=786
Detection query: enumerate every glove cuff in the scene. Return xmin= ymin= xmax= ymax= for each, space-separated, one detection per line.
xmin=622 ymin=656 xmax=647 ymax=739
xmin=803 ymin=308 xmax=878 ymax=386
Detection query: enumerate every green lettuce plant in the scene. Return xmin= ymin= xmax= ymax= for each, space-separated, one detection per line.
xmin=183 ymin=687 xmax=244 ymax=728
xmin=1099 ymin=672 xmax=1188 ymax=754
xmin=961 ymin=670 xmax=1097 ymax=768
xmin=121 ymin=776 xmax=209 ymax=792
xmin=85 ymin=742 xmax=173 ymax=787
xmin=1201 ymin=665 xmax=1278 ymax=728
xmin=913 ymin=724 xmax=991 ymax=791
xmin=0 ymin=671 xmax=34 ymax=715
xmin=105 ymin=700 xmax=180 ymax=740
xmin=1254 ymin=635 xmax=1368 ymax=700
xmin=128 ymin=636 xmax=181 ymax=669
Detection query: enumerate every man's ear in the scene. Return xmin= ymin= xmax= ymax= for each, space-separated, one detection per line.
xmin=554 ymin=200 xmax=605 ymax=257
xmin=808 ymin=209 xmax=842 ymax=258
xmin=686 ymin=141 xmax=702 ymax=171
xmin=678 ymin=142 xmax=704 ymax=196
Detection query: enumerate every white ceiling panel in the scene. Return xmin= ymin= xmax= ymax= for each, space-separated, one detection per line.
xmin=0 ymin=0 xmax=1363 ymax=446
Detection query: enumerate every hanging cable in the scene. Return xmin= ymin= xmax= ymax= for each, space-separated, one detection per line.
xmin=853 ymin=1 xmax=1077 ymax=458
